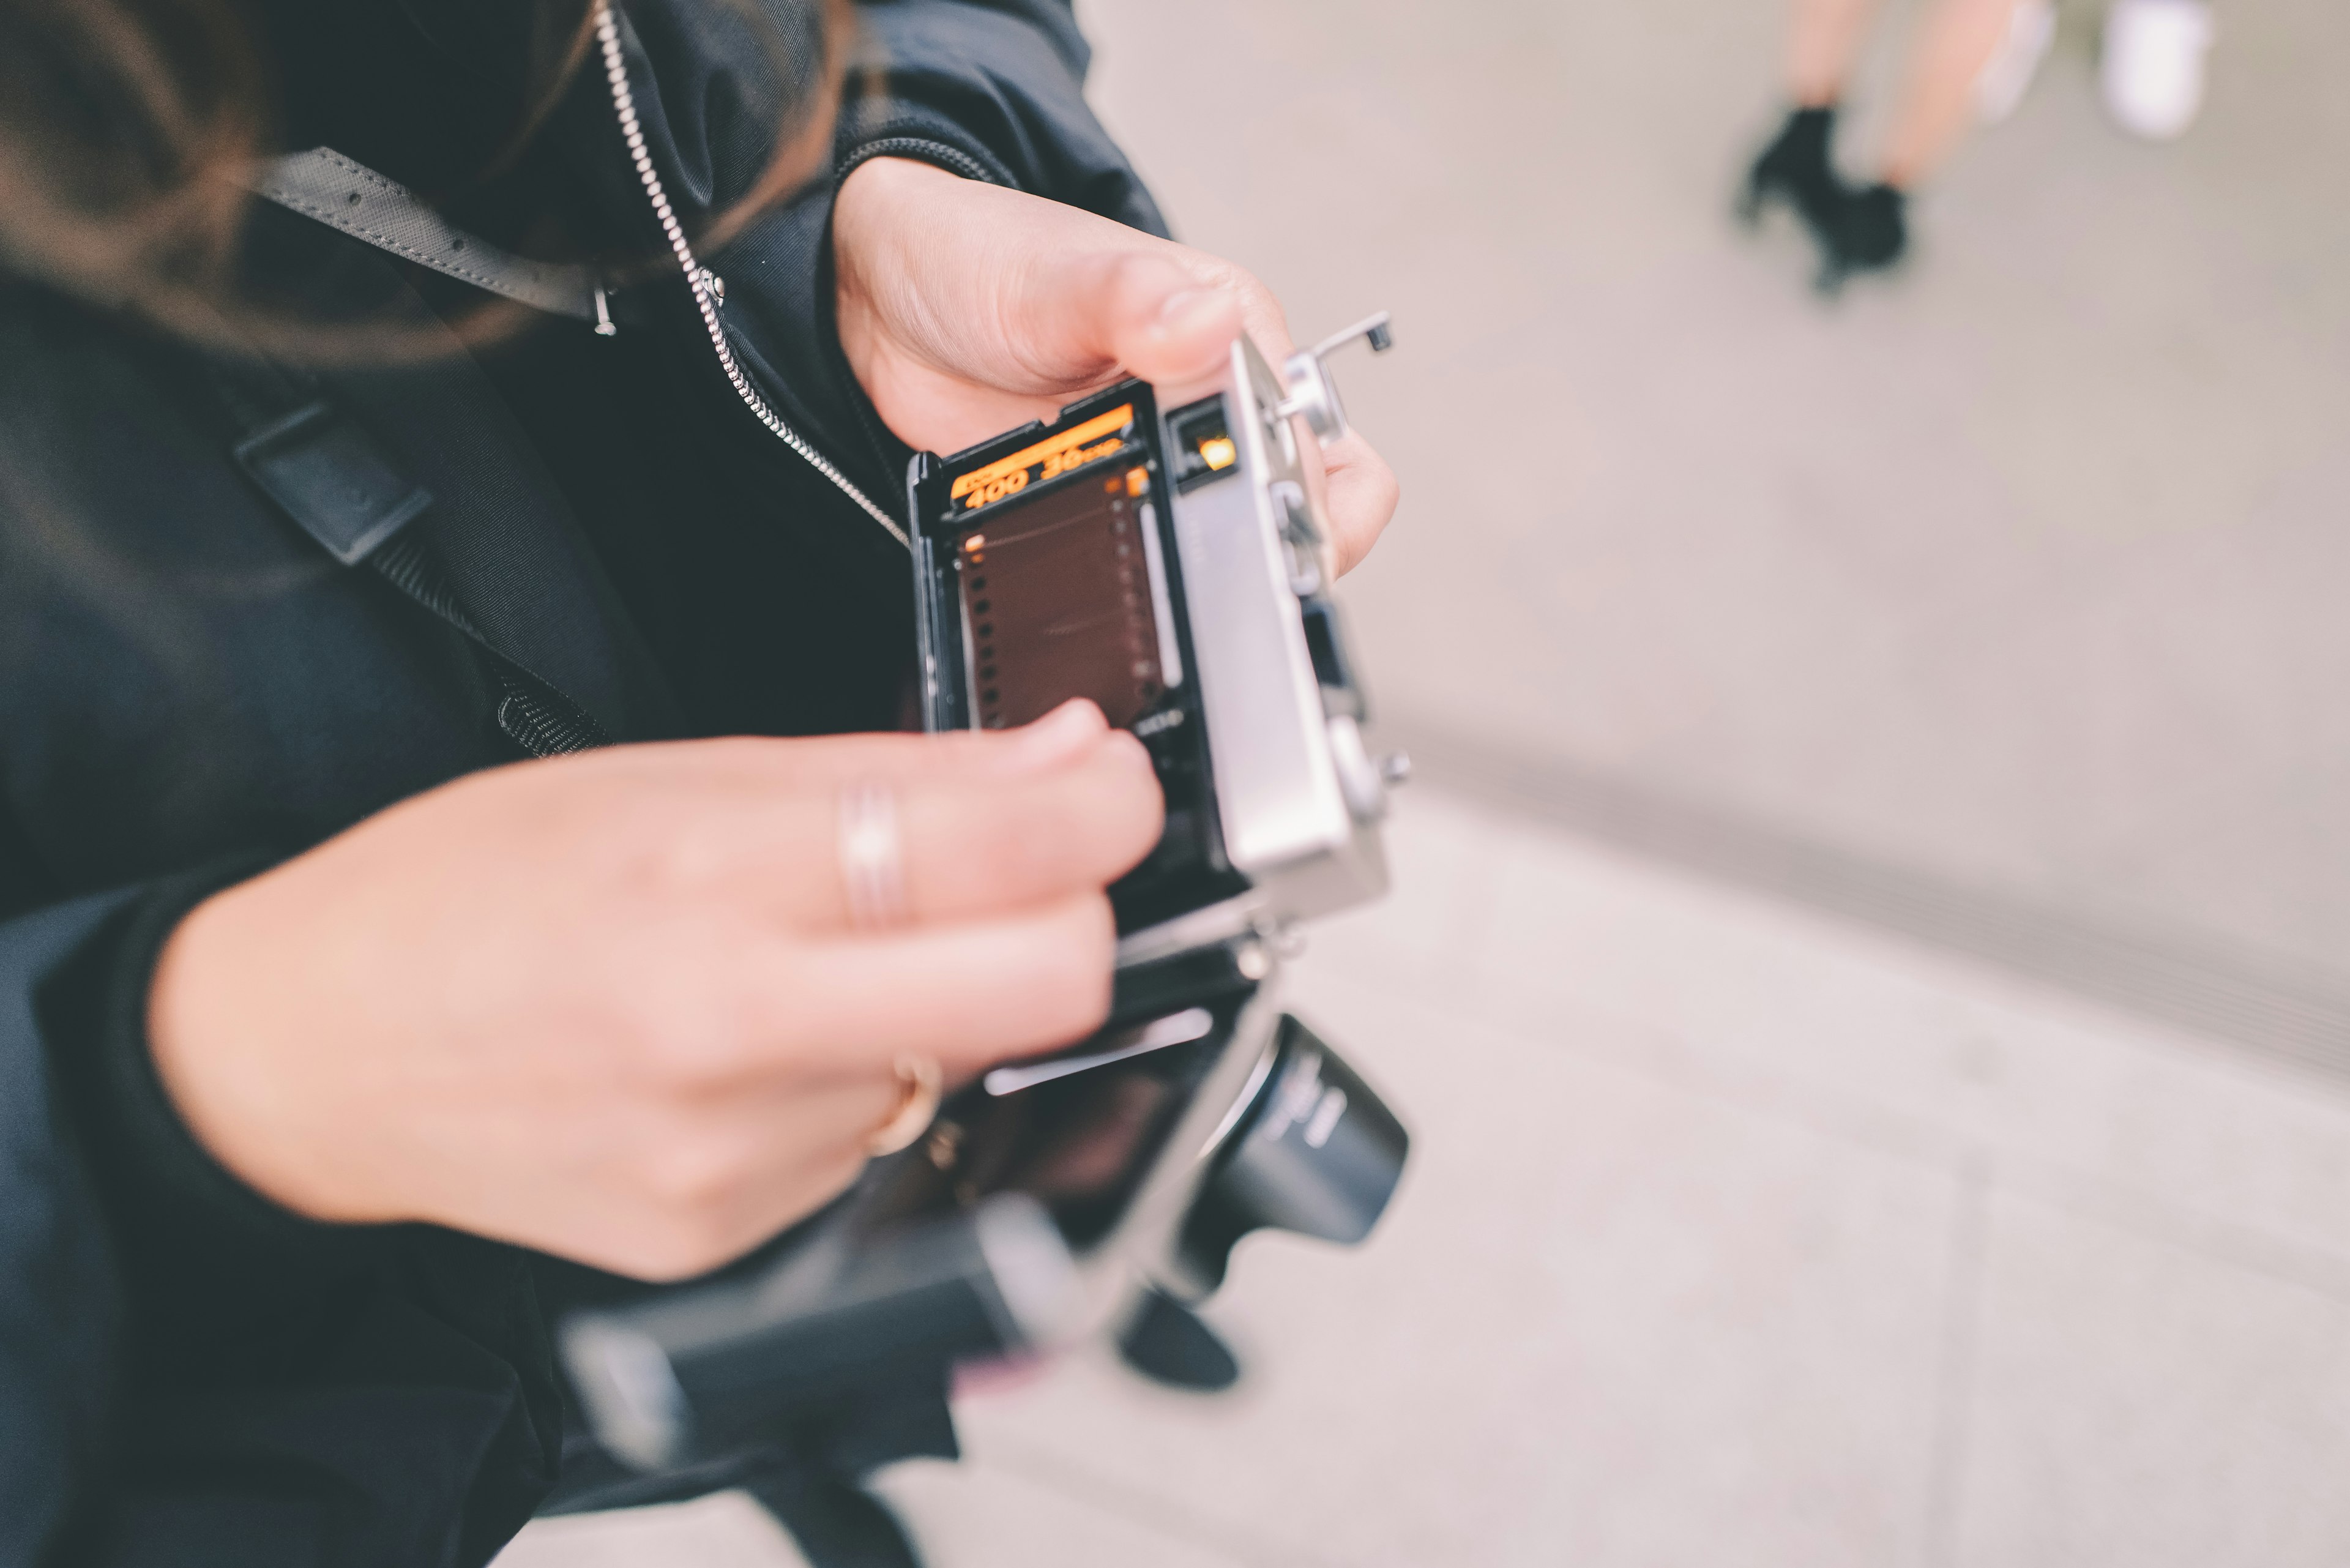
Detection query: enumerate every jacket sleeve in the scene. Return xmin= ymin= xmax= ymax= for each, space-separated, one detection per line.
xmin=0 ymin=887 xmax=137 ymax=1567
xmin=839 ymin=0 xmax=1169 ymax=236
xmin=0 ymin=856 xmax=561 ymax=1568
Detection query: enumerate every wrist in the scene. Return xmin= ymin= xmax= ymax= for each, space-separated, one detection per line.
xmin=146 ymin=876 xmax=375 ymax=1226
xmin=832 ymin=156 xmax=956 ymax=379
xmin=37 ymin=853 xmax=364 ymax=1269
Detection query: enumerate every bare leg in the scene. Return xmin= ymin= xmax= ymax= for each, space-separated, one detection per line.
xmin=1753 ymin=0 xmax=1918 ymax=290
xmin=1788 ymin=0 xmax=1889 ymax=105
xmin=1880 ymin=0 xmax=2030 ymax=184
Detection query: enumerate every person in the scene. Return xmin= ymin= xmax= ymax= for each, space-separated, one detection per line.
xmin=0 ymin=2 xmax=1401 ymax=1564
xmin=1743 ymin=0 xmax=2217 ymax=288
xmin=2098 ymin=0 xmax=2217 ymax=141
xmin=1979 ymin=0 xmax=2217 ymax=140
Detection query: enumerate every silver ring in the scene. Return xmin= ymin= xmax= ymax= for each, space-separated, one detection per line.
xmin=838 ymin=779 xmax=909 ymax=930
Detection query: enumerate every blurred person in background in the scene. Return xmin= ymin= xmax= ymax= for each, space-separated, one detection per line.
xmin=1744 ymin=0 xmax=2217 ymax=288
xmin=0 ymin=1 xmax=1398 ymax=1565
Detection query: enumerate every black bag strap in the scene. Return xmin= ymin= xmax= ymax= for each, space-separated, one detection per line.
xmin=209 ymin=356 xmax=611 ymax=758
xmin=245 ymin=148 xmax=613 ymax=330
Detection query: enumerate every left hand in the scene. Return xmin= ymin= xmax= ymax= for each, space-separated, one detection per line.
xmin=833 ymin=157 xmax=1400 ymax=577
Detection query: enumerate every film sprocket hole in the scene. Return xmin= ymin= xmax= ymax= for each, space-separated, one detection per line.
xmin=558 ymin=318 xmax=1412 ymax=1484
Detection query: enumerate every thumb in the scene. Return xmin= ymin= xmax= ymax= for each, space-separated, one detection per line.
xmin=1031 ymin=248 xmax=1245 ymax=390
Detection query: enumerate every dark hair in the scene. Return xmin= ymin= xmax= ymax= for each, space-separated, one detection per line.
xmin=0 ymin=0 xmax=849 ymax=355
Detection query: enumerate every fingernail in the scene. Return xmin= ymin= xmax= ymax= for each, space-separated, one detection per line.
xmin=1153 ymin=288 xmax=1214 ymax=330
xmin=998 ymin=698 xmax=1106 ymax=771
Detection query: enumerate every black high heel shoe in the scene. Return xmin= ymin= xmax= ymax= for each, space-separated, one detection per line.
xmin=1739 ymin=106 xmax=1844 ymax=243
xmin=1825 ymin=182 xmax=1908 ymax=289
xmin=1740 ymin=108 xmax=1911 ymax=294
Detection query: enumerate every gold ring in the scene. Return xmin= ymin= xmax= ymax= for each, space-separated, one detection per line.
xmin=865 ymin=1056 xmax=942 ymax=1156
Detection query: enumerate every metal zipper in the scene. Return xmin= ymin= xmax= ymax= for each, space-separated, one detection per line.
xmin=592 ymin=0 xmax=909 ymax=550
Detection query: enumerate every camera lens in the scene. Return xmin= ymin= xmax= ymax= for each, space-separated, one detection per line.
xmin=1167 ymin=1017 xmax=1408 ymax=1297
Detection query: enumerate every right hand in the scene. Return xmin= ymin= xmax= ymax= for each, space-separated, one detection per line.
xmin=834 ymin=158 xmax=1401 ymax=577
xmin=146 ymin=700 xmax=1162 ymax=1280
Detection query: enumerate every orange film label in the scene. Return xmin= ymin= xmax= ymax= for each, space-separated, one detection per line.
xmin=950 ymin=405 xmax=1137 ymax=513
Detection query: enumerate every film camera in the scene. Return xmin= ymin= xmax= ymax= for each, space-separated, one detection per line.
xmin=559 ymin=318 xmax=1412 ymax=1476
xmin=909 ymin=315 xmax=1408 ymax=957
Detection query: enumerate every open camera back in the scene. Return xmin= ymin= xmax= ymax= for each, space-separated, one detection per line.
xmin=906 ymin=317 xmax=1406 ymax=960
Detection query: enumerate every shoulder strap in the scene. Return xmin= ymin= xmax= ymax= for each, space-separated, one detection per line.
xmin=248 ymin=139 xmax=908 ymax=549
xmin=246 ymin=148 xmax=614 ymax=333
xmin=211 ymin=356 xmax=611 ymax=758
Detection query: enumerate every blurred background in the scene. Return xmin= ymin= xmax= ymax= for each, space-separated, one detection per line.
xmin=504 ymin=0 xmax=2350 ymax=1560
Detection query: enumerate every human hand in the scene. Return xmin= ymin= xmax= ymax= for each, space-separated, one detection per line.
xmin=146 ymin=700 xmax=1160 ymax=1280
xmin=833 ymin=157 xmax=1400 ymax=576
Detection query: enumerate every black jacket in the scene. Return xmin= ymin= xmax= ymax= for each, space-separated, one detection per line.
xmin=0 ymin=2 xmax=1164 ymax=1562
